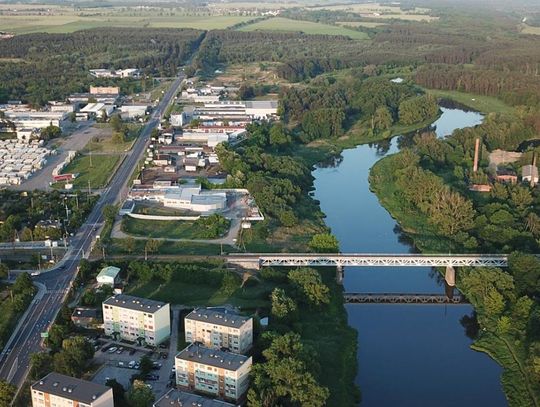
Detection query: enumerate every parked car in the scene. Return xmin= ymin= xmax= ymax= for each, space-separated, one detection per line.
xmin=108 ymin=347 xmax=117 ymax=353
xmin=128 ymin=360 xmax=136 ymax=369
xmin=118 ymin=361 xmax=125 ymax=367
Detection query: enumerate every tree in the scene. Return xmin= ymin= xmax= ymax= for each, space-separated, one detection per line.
xmin=508 ymin=253 xmax=540 ymax=296
xmin=139 ymin=355 xmax=153 ymax=376
xmin=510 ymin=186 xmax=533 ymax=213
xmin=123 ymin=237 xmax=136 ymax=254
xmin=145 ymin=239 xmax=161 ymax=255
xmin=271 ymin=288 xmax=297 ymax=319
xmin=427 ymin=189 xmax=475 ymax=237
xmin=109 ymin=114 xmax=124 ymax=133
xmin=309 ymin=233 xmax=339 ymax=253
xmin=0 ymin=263 xmax=8 ymax=280
xmin=288 ymin=268 xmax=330 ymax=306
xmin=29 ymin=353 xmax=53 ymax=380
xmin=247 ymin=332 xmax=329 ymax=407
xmin=269 ymin=123 xmax=291 ymax=148
xmin=126 ymin=380 xmax=154 ymax=407
xmin=372 ymin=106 xmax=393 ymax=132
xmin=0 ymin=380 xmax=16 ymax=406
xmin=102 ymin=205 xmax=118 ymax=223
xmin=12 ymin=273 xmax=33 ymax=294
xmin=40 ymin=125 xmax=62 ymax=141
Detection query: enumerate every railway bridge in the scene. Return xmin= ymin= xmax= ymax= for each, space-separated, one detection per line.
xmin=227 ymin=253 xmax=509 ymax=286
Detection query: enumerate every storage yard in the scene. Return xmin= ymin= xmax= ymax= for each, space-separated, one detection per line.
xmin=0 ymin=139 xmax=52 ymax=185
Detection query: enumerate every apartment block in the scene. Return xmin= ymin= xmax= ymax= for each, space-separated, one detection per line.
xmin=102 ymin=294 xmax=170 ymax=346
xmin=175 ymin=343 xmax=251 ymax=403
xmin=31 ymin=372 xmax=113 ymax=407
xmin=185 ymin=308 xmax=253 ymax=354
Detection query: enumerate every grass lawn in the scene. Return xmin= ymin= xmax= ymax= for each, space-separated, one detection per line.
xmin=60 ymin=154 xmax=121 ymax=189
xmin=426 ymin=89 xmax=514 ymax=114
xmin=239 ymin=17 xmax=369 ymax=39
xmin=336 ymin=21 xmax=386 ymax=28
xmin=520 ymin=23 xmax=540 ymax=36
xmin=109 ymin=238 xmax=239 ymax=256
xmin=121 ymin=216 xmax=230 ymax=240
xmin=127 ymin=275 xmax=276 ymax=309
xmin=82 ymin=125 xmax=141 ymax=154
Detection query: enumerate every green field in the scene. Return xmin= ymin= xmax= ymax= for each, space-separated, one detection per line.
xmin=239 ymin=17 xmax=369 ymax=39
xmin=61 ymin=154 xmax=121 ymax=189
xmin=426 ymin=89 xmax=514 ymax=114
xmin=121 ymin=216 xmax=230 ymax=240
xmin=83 ymin=126 xmax=141 ymax=154
xmin=3 ymin=15 xmax=256 ymax=34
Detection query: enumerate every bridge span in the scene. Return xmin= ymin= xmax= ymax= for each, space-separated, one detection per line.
xmin=227 ymin=253 xmax=508 ymax=269
xmin=344 ymin=293 xmax=469 ymax=305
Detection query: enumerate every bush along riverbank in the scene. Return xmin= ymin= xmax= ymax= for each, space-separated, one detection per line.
xmin=369 ymin=108 xmax=540 ymax=406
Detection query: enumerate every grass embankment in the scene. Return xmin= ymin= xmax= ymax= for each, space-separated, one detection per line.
xmin=239 ymin=17 xmax=369 ymax=39
xmin=121 ymin=215 xmax=230 ymax=240
xmin=59 ymin=154 xmax=121 ymax=189
xmin=83 ymin=125 xmax=141 ymax=154
xmin=0 ymin=283 xmax=36 ymax=349
xmin=108 ymin=239 xmax=239 ymax=256
xmin=427 ymin=89 xmax=515 ymax=114
xmin=370 ymin=153 xmax=538 ymax=406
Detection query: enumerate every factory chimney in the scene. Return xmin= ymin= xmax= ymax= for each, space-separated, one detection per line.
xmin=532 ymin=153 xmax=537 ymax=188
xmin=473 ymin=138 xmax=480 ymax=173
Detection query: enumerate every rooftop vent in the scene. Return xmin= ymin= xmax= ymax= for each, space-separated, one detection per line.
xmin=39 ymin=381 xmax=44 ymax=385
xmin=62 ymin=387 xmax=67 ymax=392
xmin=53 ymin=382 xmax=59 ymax=387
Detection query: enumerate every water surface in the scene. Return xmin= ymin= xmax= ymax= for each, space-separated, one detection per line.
xmin=312 ymin=107 xmax=505 ymax=406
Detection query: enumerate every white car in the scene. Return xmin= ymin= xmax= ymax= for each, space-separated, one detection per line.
xmin=108 ymin=347 xmax=118 ymax=353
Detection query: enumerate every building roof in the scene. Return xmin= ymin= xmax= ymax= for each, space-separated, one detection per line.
xmin=103 ymin=294 xmax=168 ymax=313
xmin=522 ymin=165 xmax=539 ymax=178
xmin=176 ymin=343 xmax=250 ymax=371
xmin=31 ymin=372 xmax=111 ymax=404
xmin=72 ymin=307 xmax=99 ymax=319
xmin=154 ymin=389 xmax=235 ymax=407
xmin=244 ymin=100 xmax=278 ymax=109
xmin=97 ymin=266 xmax=121 ymax=280
xmin=186 ymin=308 xmax=251 ymax=329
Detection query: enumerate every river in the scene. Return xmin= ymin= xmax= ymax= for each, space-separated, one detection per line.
xmin=312 ymin=107 xmax=507 ymax=406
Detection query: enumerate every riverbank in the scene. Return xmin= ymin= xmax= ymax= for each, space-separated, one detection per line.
xmin=370 ymin=152 xmax=539 ymax=407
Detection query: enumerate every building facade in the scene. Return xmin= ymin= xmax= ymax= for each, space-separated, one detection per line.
xmin=102 ymin=294 xmax=170 ymax=346
xmin=31 ymin=372 xmax=113 ymax=407
xmin=175 ymin=344 xmax=252 ymax=403
xmin=185 ymin=308 xmax=253 ymax=354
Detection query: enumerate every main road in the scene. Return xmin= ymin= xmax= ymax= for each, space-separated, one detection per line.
xmin=0 ymin=73 xmax=184 ymax=390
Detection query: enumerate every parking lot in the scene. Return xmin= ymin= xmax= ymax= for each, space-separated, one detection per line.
xmin=91 ymin=309 xmax=180 ymax=399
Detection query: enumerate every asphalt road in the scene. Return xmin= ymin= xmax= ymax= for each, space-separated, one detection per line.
xmin=0 ymin=73 xmax=184 ymax=390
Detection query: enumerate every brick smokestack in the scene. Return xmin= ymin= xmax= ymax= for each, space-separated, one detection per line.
xmin=473 ymin=138 xmax=480 ymax=173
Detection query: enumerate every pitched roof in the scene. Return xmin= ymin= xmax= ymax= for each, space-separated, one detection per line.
xmin=31 ymin=372 xmax=111 ymax=404
xmin=176 ymin=344 xmax=250 ymax=371
xmin=103 ymin=294 xmax=168 ymax=313
xmin=185 ymin=307 xmax=251 ymax=329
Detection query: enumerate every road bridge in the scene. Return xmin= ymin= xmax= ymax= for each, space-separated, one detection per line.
xmin=227 ymin=253 xmax=509 ymax=269
xmin=344 ymin=293 xmax=468 ymax=305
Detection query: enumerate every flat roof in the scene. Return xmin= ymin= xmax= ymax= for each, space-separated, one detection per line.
xmin=244 ymin=100 xmax=278 ymax=109
xmin=176 ymin=343 xmax=250 ymax=371
xmin=97 ymin=266 xmax=121 ymax=279
xmin=154 ymin=389 xmax=234 ymax=407
xmin=186 ymin=308 xmax=250 ymax=329
xmin=32 ymin=372 xmax=111 ymax=404
xmin=103 ymin=294 xmax=168 ymax=313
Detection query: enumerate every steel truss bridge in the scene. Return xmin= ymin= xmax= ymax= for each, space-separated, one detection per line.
xmin=344 ymin=293 xmax=469 ymax=305
xmin=227 ymin=253 xmax=509 ymax=269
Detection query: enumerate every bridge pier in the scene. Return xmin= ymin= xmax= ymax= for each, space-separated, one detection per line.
xmin=445 ymin=266 xmax=456 ymax=287
xmin=336 ymin=265 xmax=344 ymax=285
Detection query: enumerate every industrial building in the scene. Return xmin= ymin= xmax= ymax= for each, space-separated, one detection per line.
xmin=1 ymin=108 xmax=68 ymax=129
xmin=31 ymin=372 xmax=114 ymax=407
xmin=522 ymin=164 xmax=539 ymax=185
xmin=119 ymin=104 xmax=149 ymax=120
xmin=185 ymin=308 xmax=253 ymax=354
xmin=154 ymin=389 xmax=235 ymax=407
xmin=102 ymin=294 xmax=171 ymax=346
xmin=175 ymin=343 xmax=252 ymax=403
xmin=80 ymin=103 xmax=115 ymax=119
xmin=187 ymin=100 xmax=278 ymax=124
xmin=90 ymin=68 xmax=141 ymax=78
xmin=129 ymin=185 xmax=227 ymax=214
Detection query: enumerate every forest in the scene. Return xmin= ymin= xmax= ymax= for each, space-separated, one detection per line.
xmin=0 ymin=28 xmax=204 ymax=105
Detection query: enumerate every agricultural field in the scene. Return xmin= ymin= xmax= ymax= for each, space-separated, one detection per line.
xmin=59 ymin=154 xmax=121 ymax=189
xmin=213 ymin=62 xmax=289 ymax=87
xmin=1 ymin=12 xmax=256 ymax=34
xmin=336 ymin=21 xmax=387 ymax=28
xmin=519 ymin=23 xmax=540 ymax=35
xmin=312 ymin=2 xmax=437 ymax=22
xmin=239 ymin=17 xmax=369 ymax=39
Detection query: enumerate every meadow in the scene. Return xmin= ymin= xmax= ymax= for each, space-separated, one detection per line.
xmin=239 ymin=17 xmax=369 ymax=39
